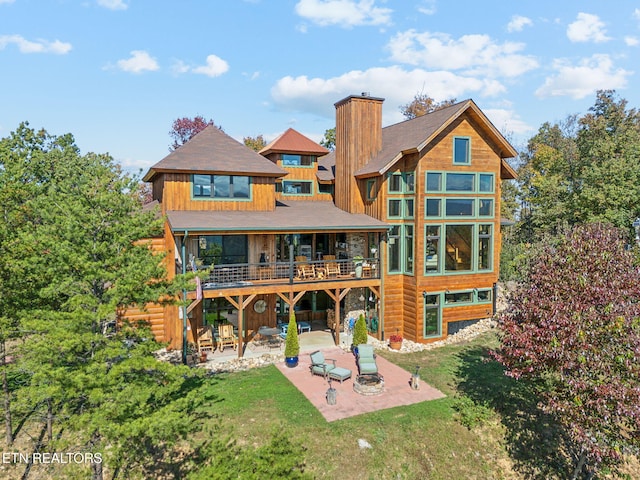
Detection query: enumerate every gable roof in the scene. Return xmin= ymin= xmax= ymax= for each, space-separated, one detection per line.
xmin=317 ymin=100 xmax=518 ymax=182
xmin=259 ymin=128 xmax=329 ymax=156
xmin=354 ymin=99 xmax=518 ymax=178
xmin=143 ymin=125 xmax=287 ymax=182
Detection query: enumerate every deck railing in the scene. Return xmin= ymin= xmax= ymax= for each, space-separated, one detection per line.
xmin=200 ymin=257 xmax=380 ymax=290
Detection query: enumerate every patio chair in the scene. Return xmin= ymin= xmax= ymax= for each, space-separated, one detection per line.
xmin=356 ymin=344 xmax=378 ymax=375
xmin=324 ymin=255 xmax=340 ymax=278
xmin=197 ymin=326 xmax=214 ymax=354
xmin=309 ymin=350 xmax=337 ymax=379
xmin=217 ymin=324 xmax=238 ymax=352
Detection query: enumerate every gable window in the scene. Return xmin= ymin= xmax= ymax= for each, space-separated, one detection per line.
xmin=479 ymin=199 xmax=493 ymax=217
xmin=193 ymin=175 xmax=250 ymax=199
xmin=283 ymin=180 xmax=312 ymax=195
xmin=388 ymin=173 xmax=403 ymax=193
xmin=388 ymin=225 xmax=401 ymax=273
xmin=281 ymin=154 xmax=314 ymax=166
xmin=426 ymin=172 xmax=442 ymax=192
xmin=387 ymin=224 xmax=414 ymax=274
xmin=388 ymin=199 xmax=402 ymax=218
xmin=453 ymin=137 xmax=470 ymax=164
xmin=425 ymin=198 xmax=441 ymax=217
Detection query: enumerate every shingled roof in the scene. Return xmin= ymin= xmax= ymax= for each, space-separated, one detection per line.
xmin=166 ymin=200 xmax=389 ymax=232
xmin=259 ymin=127 xmax=329 ymax=156
xmin=317 ymin=99 xmax=517 ymax=181
xmin=143 ymin=125 xmax=287 ymax=182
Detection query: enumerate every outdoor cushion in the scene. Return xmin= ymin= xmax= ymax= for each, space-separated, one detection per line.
xmin=309 ymin=350 xmax=337 ymax=378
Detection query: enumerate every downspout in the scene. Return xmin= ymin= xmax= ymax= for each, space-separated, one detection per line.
xmin=181 ymin=231 xmax=189 ymax=365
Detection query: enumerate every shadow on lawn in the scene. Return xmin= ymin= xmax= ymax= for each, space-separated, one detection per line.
xmin=454 ymin=346 xmax=574 ymax=479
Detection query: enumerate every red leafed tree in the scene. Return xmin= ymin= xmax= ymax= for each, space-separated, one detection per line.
xmin=168 ymin=116 xmax=216 ymax=151
xmin=493 ymin=223 xmax=640 ymax=479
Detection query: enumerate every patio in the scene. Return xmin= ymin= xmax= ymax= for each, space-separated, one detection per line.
xmin=276 ymin=347 xmax=445 ymax=422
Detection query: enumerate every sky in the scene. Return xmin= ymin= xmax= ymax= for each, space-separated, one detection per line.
xmin=1 ymin=0 xmax=639 ymax=176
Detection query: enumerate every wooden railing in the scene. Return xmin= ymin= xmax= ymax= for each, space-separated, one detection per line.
xmin=200 ymin=257 xmax=380 ymax=290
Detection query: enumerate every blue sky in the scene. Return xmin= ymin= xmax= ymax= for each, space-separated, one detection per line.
xmin=1 ymin=0 xmax=639 ymax=175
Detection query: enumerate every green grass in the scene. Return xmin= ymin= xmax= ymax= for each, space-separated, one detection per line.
xmin=193 ymin=332 xmax=543 ymax=479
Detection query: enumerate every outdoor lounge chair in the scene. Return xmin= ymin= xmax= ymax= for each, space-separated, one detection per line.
xmin=197 ymin=326 xmax=214 ymax=354
xmin=217 ymin=324 xmax=238 ymax=352
xmin=356 ymin=344 xmax=378 ymax=375
xmin=309 ymin=350 xmax=337 ymax=379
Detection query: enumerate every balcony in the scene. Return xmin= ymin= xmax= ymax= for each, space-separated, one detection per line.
xmin=200 ymin=257 xmax=380 ymax=291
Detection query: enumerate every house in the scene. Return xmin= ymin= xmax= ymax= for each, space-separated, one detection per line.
xmin=125 ymin=94 xmax=516 ymax=356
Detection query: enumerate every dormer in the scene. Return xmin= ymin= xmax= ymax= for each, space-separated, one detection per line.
xmin=259 ymin=128 xmax=330 ymax=201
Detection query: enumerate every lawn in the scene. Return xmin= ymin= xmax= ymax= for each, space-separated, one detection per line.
xmin=195 ymin=331 xmax=547 ymax=479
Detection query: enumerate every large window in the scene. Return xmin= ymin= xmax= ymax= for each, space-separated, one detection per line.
xmin=193 ymin=175 xmax=250 ymax=199
xmin=445 ymin=225 xmax=473 ymax=271
xmin=426 ymin=172 xmax=494 ymax=193
xmin=281 ymin=154 xmax=315 ymax=167
xmin=198 ymin=235 xmax=248 ymax=266
xmin=453 ymin=137 xmax=470 ymax=164
xmin=425 ymin=226 xmax=440 ymax=273
xmin=478 ymin=224 xmax=492 ymax=270
xmin=388 ymin=224 xmax=413 ymax=274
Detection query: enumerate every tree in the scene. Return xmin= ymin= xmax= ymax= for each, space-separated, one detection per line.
xmin=169 ymin=116 xmax=216 ymax=151
xmin=0 ymin=123 xmax=205 ymax=478
xmin=492 ymin=223 xmax=640 ymax=478
xmin=320 ymin=127 xmax=335 ymax=151
xmin=517 ymin=91 xmax=640 ymax=240
xmin=244 ymin=134 xmax=266 ymax=152
xmin=400 ymin=92 xmax=457 ymax=120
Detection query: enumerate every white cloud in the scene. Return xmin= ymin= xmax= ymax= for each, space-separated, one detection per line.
xmin=0 ymin=34 xmax=72 ymax=54
xmin=634 ymin=9 xmax=640 ymax=21
xmin=507 ymin=15 xmax=532 ymax=33
xmin=271 ymin=65 xmax=506 ymax=125
xmin=387 ymin=30 xmax=538 ymax=78
xmin=625 ymin=36 xmax=639 ymax=46
xmin=192 ymin=54 xmax=229 ymax=77
xmin=417 ymin=0 xmax=436 ymax=15
xmin=0 ymin=0 xmax=16 ymax=4
xmin=171 ymin=55 xmax=230 ymax=77
xmin=535 ymin=54 xmax=630 ymax=99
xmin=116 ymin=50 xmax=159 ymax=73
xmin=567 ymin=13 xmax=610 ymax=43
xmin=97 ymin=0 xmax=128 ymax=10
xmin=294 ymin=0 xmax=392 ymax=27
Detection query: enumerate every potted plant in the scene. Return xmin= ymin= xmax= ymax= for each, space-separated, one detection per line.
xmin=284 ymin=311 xmax=300 ymax=368
xmin=353 ymin=255 xmax=364 ymax=278
xmin=388 ymin=334 xmax=403 ymax=350
xmin=352 ymin=313 xmax=368 ymax=354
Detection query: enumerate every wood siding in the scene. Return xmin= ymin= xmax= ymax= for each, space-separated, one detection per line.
xmin=335 ymin=96 xmax=383 ymax=213
xmin=155 ymin=173 xmax=276 ymax=213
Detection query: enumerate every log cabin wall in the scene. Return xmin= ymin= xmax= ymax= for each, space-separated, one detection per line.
xmin=335 ymin=95 xmax=383 ymax=213
xmin=156 ymin=173 xmax=276 ymax=212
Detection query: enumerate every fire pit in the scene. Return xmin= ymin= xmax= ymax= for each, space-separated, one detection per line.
xmin=353 ymin=373 xmax=385 ymax=396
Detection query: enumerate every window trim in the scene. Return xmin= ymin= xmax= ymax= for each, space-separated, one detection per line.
xmin=387 ymin=172 xmax=415 ymax=194
xmin=425 ymin=171 xmax=495 ymax=194
xmin=280 ymin=153 xmax=315 ymax=167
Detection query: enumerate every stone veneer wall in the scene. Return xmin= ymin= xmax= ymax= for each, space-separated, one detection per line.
xmin=344 ymin=232 xmax=369 ymax=316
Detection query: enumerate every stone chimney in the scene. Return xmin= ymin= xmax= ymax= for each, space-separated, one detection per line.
xmin=334 ymin=93 xmax=384 ymax=213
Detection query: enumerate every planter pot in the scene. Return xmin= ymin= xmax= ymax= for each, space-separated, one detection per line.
xmin=388 ymin=341 xmax=402 ymax=351
xmin=352 ymin=345 xmax=359 ymax=356
xmin=285 ymin=356 xmax=299 ymax=368
xmin=355 ymin=264 xmax=363 ymax=278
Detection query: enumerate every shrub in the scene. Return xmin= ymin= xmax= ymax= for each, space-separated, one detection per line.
xmin=352 ymin=314 xmax=368 ymax=346
xmin=284 ymin=312 xmax=299 ymax=358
